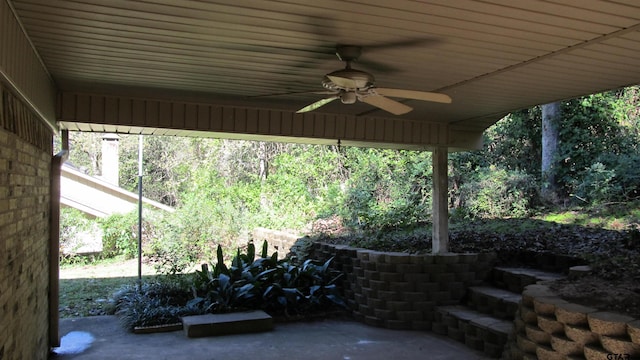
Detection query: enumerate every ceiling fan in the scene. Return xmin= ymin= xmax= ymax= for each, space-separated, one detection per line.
xmin=297 ymin=45 xmax=452 ymax=115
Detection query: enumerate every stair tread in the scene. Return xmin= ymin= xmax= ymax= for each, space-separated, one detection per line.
xmin=436 ymin=305 xmax=514 ymax=335
xmin=469 ymin=286 xmax=522 ymax=303
xmin=494 ymin=266 xmax=565 ymax=281
xmin=470 ymin=316 xmax=514 ymax=334
xmin=438 ymin=305 xmax=485 ymax=321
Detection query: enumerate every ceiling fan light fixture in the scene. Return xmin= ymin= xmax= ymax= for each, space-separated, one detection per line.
xmin=340 ymin=91 xmax=357 ymax=104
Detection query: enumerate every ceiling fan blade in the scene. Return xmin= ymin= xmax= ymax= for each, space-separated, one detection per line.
xmin=375 ymin=88 xmax=452 ymax=104
xmin=361 ymin=95 xmax=413 ymax=115
xmin=296 ymin=96 xmax=339 ymax=113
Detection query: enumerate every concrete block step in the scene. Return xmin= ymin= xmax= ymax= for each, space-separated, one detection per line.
xmin=182 ymin=310 xmax=274 ymax=338
xmin=435 ymin=305 xmax=514 ymax=358
xmin=468 ymin=286 xmax=521 ymax=320
xmin=492 ymin=267 xmax=565 ymax=293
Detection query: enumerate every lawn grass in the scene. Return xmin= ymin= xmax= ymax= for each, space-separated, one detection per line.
xmin=59 ymin=257 xmax=160 ymax=318
xmin=59 ymin=275 xmax=163 ymax=318
xmin=537 ymin=201 xmax=640 ymax=230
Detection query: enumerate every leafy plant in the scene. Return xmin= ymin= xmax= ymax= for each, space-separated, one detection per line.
xmin=190 ymin=241 xmax=345 ymax=317
xmin=113 ymin=280 xmax=204 ymax=330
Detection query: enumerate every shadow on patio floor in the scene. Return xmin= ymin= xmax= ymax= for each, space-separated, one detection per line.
xmin=51 ymin=315 xmax=491 ymax=360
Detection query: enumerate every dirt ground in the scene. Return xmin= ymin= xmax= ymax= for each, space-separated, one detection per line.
xmin=550 ymin=276 xmax=640 ymax=319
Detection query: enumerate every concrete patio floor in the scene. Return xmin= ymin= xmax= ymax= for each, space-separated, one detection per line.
xmin=51 ymin=316 xmax=492 ymax=360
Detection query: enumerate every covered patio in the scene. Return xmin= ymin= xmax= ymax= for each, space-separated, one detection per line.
xmin=2 ymin=1 xmax=640 ymax=358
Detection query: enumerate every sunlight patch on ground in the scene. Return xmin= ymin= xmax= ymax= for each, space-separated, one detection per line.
xmin=52 ymin=331 xmax=95 ymax=355
xmin=60 ymin=259 xmax=156 ymax=279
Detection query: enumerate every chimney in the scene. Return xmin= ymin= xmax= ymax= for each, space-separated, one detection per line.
xmin=101 ymin=133 xmax=120 ymax=186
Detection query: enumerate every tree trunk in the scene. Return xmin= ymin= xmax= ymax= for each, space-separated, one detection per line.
xmin=258 ymin=141 xmax=268 ymax=181
xmin=541 ymin=102 xmax=561 ymax=202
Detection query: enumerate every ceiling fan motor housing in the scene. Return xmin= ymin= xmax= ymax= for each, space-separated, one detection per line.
xmin=323 ymin=69 xmax=375 ymax=90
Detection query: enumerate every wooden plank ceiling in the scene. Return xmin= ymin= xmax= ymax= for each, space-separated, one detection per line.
xmin=8 ymin=0 xmax=640 ymax=146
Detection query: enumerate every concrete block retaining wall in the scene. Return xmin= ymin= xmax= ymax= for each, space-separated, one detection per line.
xmin=252 ymin=227 xmax=301 ymax=260
xmin=508 ymin=284 xmax=640 ymax=359
xmin=310 ymin=242 xmax=497 ymax=331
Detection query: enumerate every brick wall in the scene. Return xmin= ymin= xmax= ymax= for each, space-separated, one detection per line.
xmin=0 ymin=86 xmax=54 ymax=360
xmin=311 ymin=242 xmax=497 ymax=331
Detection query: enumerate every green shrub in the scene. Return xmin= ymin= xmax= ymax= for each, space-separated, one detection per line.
xmin=572 ymin=153 xmax=640 ymax=205
xmin=100 ymin=211 xmax=139 ymax=259
xmin=456 ymin=166 xmax=538 ymax=219
xmin=339 ymin=149 xmax=432 ymax=230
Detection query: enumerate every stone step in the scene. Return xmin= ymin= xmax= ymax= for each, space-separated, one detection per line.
xmin=182 ymin=310 xmax=274 ymax=338
xmin=492 ymin=267 xmax=565 ymax=293
xmin=434 ymin=305 xmax=514 ymax=358
xmin=467 ymin=286 xmax=521 ymax=320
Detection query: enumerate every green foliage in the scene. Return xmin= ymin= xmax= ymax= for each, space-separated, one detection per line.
xmin=455 ymin=166 xmax=538 ymax=219
xmin=339 ymin=148 xmax=432 ymax=230
xmin=113 ymin=280 xmax=203 ymax=330
xmin=555 ymin=90 xmax=640 ymax=204
xmin=65 ymin=85 xmax=640 ymax=244
xmin=484 ymin=107 xmax=542 ymax=173
xmin=99 ymin=211 xmax=139 ymax=259
xmin=191 ymin=241 xmax=345 ymax=316
xmin=148 ymin=238 xmax=199 ymax=276
xmin=573 ymin=162 xmax=619 ymax=205
xmin=113 ymin=241 xmax=345 ymax=331
xmin=451 ymin=86 xmax=640 ymax=213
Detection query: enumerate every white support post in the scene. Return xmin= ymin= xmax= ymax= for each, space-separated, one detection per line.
xmin=432 ymin=146 xmax=449 ymax=254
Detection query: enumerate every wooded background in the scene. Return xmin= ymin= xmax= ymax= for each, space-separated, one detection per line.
xmin=59 ymin=86 xmax=640 ymax=268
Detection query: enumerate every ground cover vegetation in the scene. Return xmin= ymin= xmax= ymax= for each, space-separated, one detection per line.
xmin=112 ymin=241 xmax=345 ymax=330
xmin=59 ymin=86 xmax=640 ymax=322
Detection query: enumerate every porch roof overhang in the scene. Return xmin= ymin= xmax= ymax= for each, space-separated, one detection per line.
xmin=3 ymin=0 xmax=640 ymax=150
